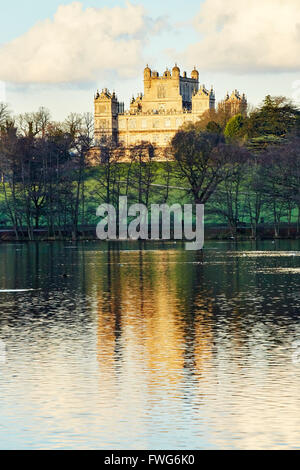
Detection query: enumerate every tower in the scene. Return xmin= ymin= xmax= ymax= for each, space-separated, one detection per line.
xmin=172 ymin=64 xmax=180 ymax=80
xmin=191 ymin=67 xmax=199 ymax=81
xmin=192 ymin=85 xmax=215 ymax=115
xmin=94 ymin=88 xmax=123 ymax=144
xmin=223 ymin=90 xmax=247 ymax=117
xmin=144 ymin=65 xmax=151 ymax=92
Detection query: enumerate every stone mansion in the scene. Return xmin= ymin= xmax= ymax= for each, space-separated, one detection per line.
xmin=94 ymin=65 xmax=247 ymax=149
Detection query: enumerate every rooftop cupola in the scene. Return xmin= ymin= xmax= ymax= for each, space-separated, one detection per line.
xmin=191 ymin=67 xmax=199 ymax=80
xmin=172 ymin=64 xmax=180 ymax=78
xmin=144 ymin=65 xmax=151 ymax=79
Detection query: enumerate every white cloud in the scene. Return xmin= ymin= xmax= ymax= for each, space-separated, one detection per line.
xmin=183 ymin=0 xmax=300 ymax=73
xmin=0 ymin=2 xmax=151 ymax=84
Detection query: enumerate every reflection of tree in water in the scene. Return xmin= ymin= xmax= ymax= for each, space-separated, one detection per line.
xmin=0 ymin=242 xmax=300 ymax=447
xmin=91 ymin=243 xmax=300 ymax=397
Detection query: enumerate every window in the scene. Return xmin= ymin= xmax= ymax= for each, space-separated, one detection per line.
xmin=157 ymin=85 xmax=166 ymax=99
xmin=129 ymin=119 xmax=136 ymax=129
xmin=99 ymin=119 xmax=109 ymax=129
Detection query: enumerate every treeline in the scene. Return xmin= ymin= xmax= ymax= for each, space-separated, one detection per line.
xmin=0 ymin=105 xmax=94 ymax=239
xmin=0 ymin=96 xmax=299 ymax=240
xmin=177 ymin=95 xmax=300 ymax=237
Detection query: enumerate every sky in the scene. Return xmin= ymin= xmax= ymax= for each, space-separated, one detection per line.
xmin=0 ymin=0 xmax=300 ymax=120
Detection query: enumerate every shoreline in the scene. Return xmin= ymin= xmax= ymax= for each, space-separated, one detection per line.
xmin=0 ymin=223 xmax=299 ymax=242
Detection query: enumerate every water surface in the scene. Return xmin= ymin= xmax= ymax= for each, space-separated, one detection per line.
xmin=0 ymin=240 xmax=299 ymax=449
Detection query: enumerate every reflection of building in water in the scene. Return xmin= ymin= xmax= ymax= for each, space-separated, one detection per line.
xmin=94 ymin=250 xmax=213 ymax=395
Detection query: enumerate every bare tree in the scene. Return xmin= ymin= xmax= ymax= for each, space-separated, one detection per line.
xmin=64 ymin=113 xmax=83 ymax=138
xmin=16 ymin=107 xmax=51 ymax=138
xmin=91 ymin=137 xmax=123 ymax=206
xmin=130 ymin=142 xmax=157 ymax=206
xmin=210 ymin=162 xmax=246 ymax=237
xmin=0 ymin=103 xmax=11 ymax=127
xmin=258 ymin=138 xmax=300 ymax=237
xmin=171 ymin=129 xmax=249 ymax=205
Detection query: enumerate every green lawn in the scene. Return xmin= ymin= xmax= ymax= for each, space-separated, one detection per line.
xmin=0 ymin=162 xmax=298 ymax=228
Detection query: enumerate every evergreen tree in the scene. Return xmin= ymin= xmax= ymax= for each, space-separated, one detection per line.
xmin=247 ymin=95 xmax=300 ymax=138
xmin=224 ymin=114 xmax=247 ymax=141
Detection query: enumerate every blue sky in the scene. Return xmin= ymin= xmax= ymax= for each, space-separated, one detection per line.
xmin=0 ymin=0 xmax=299 ymax=120
xmin=0 ymin=0 xmax=200 ymax=42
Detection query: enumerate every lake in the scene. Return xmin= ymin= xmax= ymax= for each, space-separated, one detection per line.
xmin=0 ymin=240 xmax=299 ymax=449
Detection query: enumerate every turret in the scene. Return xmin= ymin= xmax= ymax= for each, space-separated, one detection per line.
xmin=223 ymin=90 xmax=247 ymax=116
xmin=192 ymin=84 xmax=215 ymax=114
xmin=144 ymin=65 xmax=151 ymax=90
xmin=172 ymin=64 xmax=180 ymax=79
xmin=191 ymin=67 xmax=199 ymax=81
xmin=94 ymin=88 xmax=120 ymax=144
xmin=130 ymin=93 xmax=143 ymax=114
